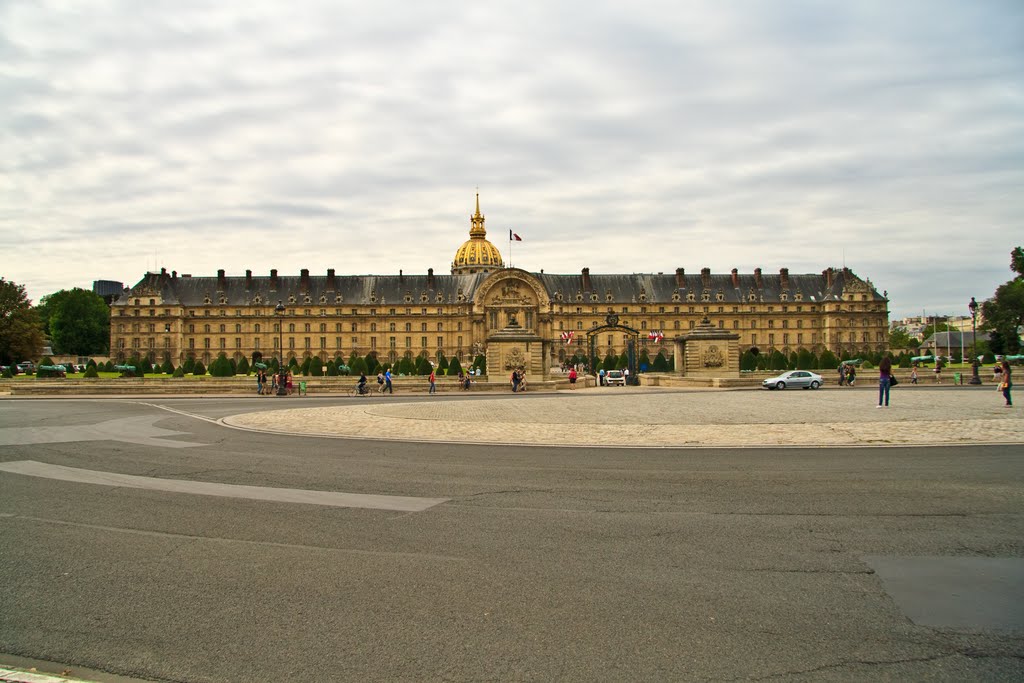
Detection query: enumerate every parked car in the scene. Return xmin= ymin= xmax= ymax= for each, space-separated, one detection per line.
xmin=17 ymin=361 xmax=35 ymax=374
xmin=762 ymin=370 xmax=823 ymax=390
xmin=606 ymin=369 xmax=626 ymax=386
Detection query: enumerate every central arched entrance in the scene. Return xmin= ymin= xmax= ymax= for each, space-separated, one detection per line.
xmin=587 ymin=314 xmax=640 ymax=384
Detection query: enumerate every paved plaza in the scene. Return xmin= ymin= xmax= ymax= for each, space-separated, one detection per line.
xmin=225 ymin=385 xmax=1023 ymax=448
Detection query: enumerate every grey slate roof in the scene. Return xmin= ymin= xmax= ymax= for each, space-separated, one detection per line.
xmin=114 ymin=267 xmax=884 ymax=307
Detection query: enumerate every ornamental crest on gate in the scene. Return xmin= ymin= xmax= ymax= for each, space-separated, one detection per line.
xmin=702 ymin=345 xmax=724 ymax=367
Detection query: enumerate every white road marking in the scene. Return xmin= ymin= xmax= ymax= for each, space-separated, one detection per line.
xmin=0 ymin=416 xmax=203 ymax=448
xmin=0 ymin=461 xmax=449 ymax=512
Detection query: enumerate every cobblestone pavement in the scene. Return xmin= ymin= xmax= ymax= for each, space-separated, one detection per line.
xmin=223 ymin=386 xmax=1023 ymax=448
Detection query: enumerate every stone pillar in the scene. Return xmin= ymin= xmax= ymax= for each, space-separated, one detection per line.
xmin=676 ymin=317 xmax=740 ymax=379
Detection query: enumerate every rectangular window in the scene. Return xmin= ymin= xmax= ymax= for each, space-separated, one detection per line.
xmin=421 ymin=323 xmax=427 ymax=332
xmin=320 ymin=337 xmax=326 ymax=349
xmin=335 ymin=337 xmax=342 ymax=348
xmin=255 ymin=339 xmax=260 ymax=349
xmin=405 ymin=337 xmax=411 ymax=348
xmin=219 ymin=338 xmax=226 ymax=349
xmin=304 ymin=337 xmax=311 ymax=349
xmin=389 ymin=337 xmax=396 ymax=349
xmin=437 ymin=336 xmax=443 ymax=348
xmin=289 ymin=337 xmax=295 ymax=349
xmin=421 ymin=336 xmax=427 ymax=348
xmin=204 ymin=338 xmax=210 ymax=349
xmin=371 ymin=337 xmax=377 ymax=349
xmin=235 ymin=338 xmax=241 ymax=349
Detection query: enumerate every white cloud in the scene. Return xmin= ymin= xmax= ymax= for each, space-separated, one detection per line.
xmin=1 ymin=0 xmax=1021 ymax=318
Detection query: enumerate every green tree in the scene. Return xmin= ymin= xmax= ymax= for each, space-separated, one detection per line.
xmin=139 ymin=356 xmax=153 ymax=374
xmin=740 ymin=350 xmax=757 ymax=371
xmin=38 ymin=288 xmax=110 ymax=355
xmin=616 ymin=353 xmax=628 ymax=370
xmin=769 ymin=350 xmax=788 ymax=370
xmin=0 ymin=278 xmax=45 ymax=365
xmin=981 ymin=246 xmax=1024 ymax=354
xmin=193 ymin=360 xmax=206 ymax=376
xmin=161 ymin=358 xmax=174 ymax=374
xmin=448 ymin=356 xmax=464 ymax=377
xmin=436 ymin=351 xmax=449 ymax=373
xmin=415 ymin=355 xmax=432 ymax=375
xmin=638 ymin=348 xmax=651 ymax=371
xmin=310 ymin=356 xmax=324 ymax=376
xmin=237 ymin=356 xmax=250 ymax=375
xmin=818 ymin=349 xmax=839 ymax=370
xmin=172 ymin=366 xmax=185 ymax=378
xmin=398 ymin=356 xmax=415 ymax=375
xmin=83 ymin=364 xmax=99 ymax=378
xmin=472 ymin=354 xmax=487 ymax=374
xmin=183 ymin=356 xmax=196 ymax=374
xmin=603 ymin=352 xmax=617 ymax=370
xmin=364 ymin=353 xmax=380 ymax=374
xmin=652 ymin=351 xmax=669 ymax=372
xmin=350 ymin=355 xmax=368 ymax=374
xmin=209 ymin=353 xmax=234 ymax=377
xmin=796 ymin=348 xmax=813 ymax=369
xmin=887 ymin=326 xmax=916 ymax=350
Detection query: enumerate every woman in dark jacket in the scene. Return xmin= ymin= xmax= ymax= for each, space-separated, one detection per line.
xmin=878 ymin=357 xmax=893 ymax=408
xmin=1000 ymin=360 xmax=1012 ymax=407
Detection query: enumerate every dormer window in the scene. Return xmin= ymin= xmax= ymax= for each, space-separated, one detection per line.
xmin=319 ymin=295 xmax=327 ymax=304
xmin=716 ymin=292 xmax=724 ymax=302
xmin=672 ymin=292 xmax=681 ymax=302
xmin=335 ymin=294 xmax=343 ymax=303
xmin=780 ymin=293 xmax=788 ymax=302
xmin=686 ymin=292 xmax=695 ymax=302
xmin=203 ymin=295 xmax=212 ymax=304
xmin=288 ymin=295 xmax=296 ymax=304
xmin=253 ymin=295 xmax=262 ymax=305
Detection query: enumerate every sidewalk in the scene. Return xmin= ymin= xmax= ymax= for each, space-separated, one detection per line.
xmin=223 ymin=385 xmax=1022 ymax=448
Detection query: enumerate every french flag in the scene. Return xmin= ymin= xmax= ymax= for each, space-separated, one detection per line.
xmin=510 ymin=230 xmax=522 ymax=241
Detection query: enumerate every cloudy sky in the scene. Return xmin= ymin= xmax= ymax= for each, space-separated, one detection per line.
xmin=2 ymin=0 xmax=1021 ymax=319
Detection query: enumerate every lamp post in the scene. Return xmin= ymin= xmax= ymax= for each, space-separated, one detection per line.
xmin=968 ymin=296 xmax=981 ymax=385
xmin=275 ymin=301 xmax=287 ymax=395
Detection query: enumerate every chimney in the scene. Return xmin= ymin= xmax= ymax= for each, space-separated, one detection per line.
xmin=172 ymin=270 xmax=177 ymax=279
xmin=731 ymin=268 xmax=739 ymax=288
xmin=427 ymin=267 xmax=435 ymax=290
xmin=701 ymin=267 xmax=711 ymax=289
xmin=270 ymin=269 xmax=278 ymax=289
xmin=327 ymin=268 xmax=336 ymax=289
xmin=160 ymin=267 xmax=167 ymax=276
xmin=780 ymin=267 xmax=789 ymax=290
xmin=582 ymin=267 xmax=592 ymax=292
xmin=675 ymin=267 xmax=685 ymax=288
xmin=399 ymin=269 xmax=404 ymax=282
xmin=754 ymin=268 xmax=763 ymax=289
xmin=245 ymin=269 xmax=252 ymax=288
xmin=300 ymin=268 xmax=310 ymax=291
xmin=217 ymin=269 xmax=226 ymax=288
xmin=822 ymin=267 xmax=833 ymax=288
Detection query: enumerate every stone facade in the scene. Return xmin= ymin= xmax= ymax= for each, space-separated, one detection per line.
xmin=109 ymin=200 xmax=890 ymax=371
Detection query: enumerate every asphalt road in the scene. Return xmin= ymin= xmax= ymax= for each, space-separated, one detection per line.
xmin=1 ymin=397 xmax=1023 ymax=682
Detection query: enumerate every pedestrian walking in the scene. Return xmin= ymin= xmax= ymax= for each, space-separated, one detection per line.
xmin=568 ymin=367 xmax=577 ymax=389
xmin=838 ymin=365 xmax=846 ymax=386
xmin=511 ymin=369 xmax=520 ymax=392
xmin=428 ymin=369 xmax=436 ymax=394
xmin=377 ymin=371 xmax=385 ymax=393
xmin=877 ymin=356 xmax=893 ymax=408
xmin=999 ymin=360 xmax=1012 ymax=407
xmin=910 ymin=366 xmax=918 ymax=384
xmin=847 ymin=365 xmax=856 ymax=386
xmin=598 ymin=368 xmax=606 ymax=386
xmin=384 ymin=368 xmax=393 ymax=394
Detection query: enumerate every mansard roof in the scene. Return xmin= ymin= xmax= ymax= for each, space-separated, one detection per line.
xmin=115 ymin=266 xmax=884 ymax=307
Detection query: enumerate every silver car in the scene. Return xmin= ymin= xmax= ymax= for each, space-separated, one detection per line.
xmin=762 ymin=370 xmax=823 ymax=390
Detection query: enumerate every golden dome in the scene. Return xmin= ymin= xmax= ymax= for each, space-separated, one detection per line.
xmin=451 ymin=194 xmax=504 ymax=275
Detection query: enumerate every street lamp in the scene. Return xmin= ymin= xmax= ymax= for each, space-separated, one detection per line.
xmin=968 ymin=296 xmax=981 ymax=385
xmin=275 ymin=301 xmax=288 ymax=396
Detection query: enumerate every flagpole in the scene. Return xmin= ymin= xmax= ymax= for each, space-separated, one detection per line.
xmin=508 ymin=230 xmax=512 ymax=269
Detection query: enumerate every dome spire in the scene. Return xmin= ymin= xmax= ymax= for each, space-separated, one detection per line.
xmin=470 ymin=192 xmax=486 ymax=238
